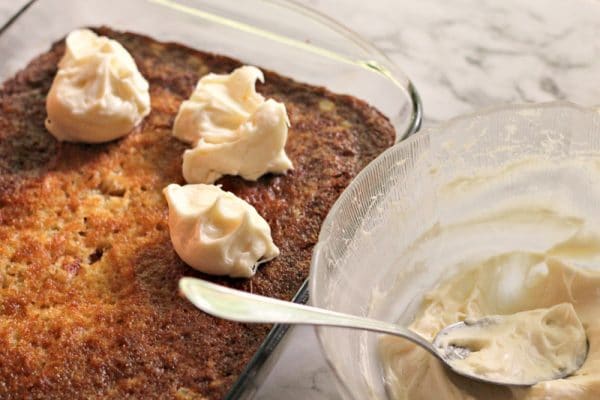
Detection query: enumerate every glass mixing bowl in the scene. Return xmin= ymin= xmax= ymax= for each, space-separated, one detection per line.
xmin=310 ymin=102 xmax=600 ymax=399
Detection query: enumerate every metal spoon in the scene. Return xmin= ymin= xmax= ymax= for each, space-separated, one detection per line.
xmin=179 ymin=277 xmax=587 ymax=387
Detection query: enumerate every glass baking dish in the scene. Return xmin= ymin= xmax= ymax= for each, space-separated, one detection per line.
xmin=0 ymin=0 xmax=422 ymax=398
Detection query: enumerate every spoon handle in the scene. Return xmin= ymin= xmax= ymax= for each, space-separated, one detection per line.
xmin=179 ymin=277 xmax=436 ymax=357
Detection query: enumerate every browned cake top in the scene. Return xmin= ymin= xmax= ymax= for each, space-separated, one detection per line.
xmin=0 ymin=27 xmax=394 ymax=399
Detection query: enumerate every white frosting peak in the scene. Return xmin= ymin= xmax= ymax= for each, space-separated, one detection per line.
xmin=173 ymin=66 xmax=293 ymax=184
xmin=45 ymin=29 xmax=150 ymax=143
xmin=163 ymin=183 xmax=279 ymax=278
xmin=173 ymin=65 xmax=265 ymax=144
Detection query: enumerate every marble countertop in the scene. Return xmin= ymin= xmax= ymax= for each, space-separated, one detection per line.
xmin=1 ymin=0 xmax=599 ymax=399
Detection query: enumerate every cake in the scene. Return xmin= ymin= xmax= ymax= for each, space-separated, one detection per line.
xmin=0 ymin=27 xmax=395 ymax=399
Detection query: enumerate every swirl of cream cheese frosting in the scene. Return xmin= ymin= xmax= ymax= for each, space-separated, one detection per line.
xmin=163 ymin=183 xmax=279 ymax=278
xmin=172 ymin=66 xmax=293 ymax=184
xmin=45 ymin=29 xmax=150 ymax=143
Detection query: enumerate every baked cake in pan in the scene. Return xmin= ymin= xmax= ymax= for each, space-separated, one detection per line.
xmin=0 ymin=27 xmax=395 ymax=399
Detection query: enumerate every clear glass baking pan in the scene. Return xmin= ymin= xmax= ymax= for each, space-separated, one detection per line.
xmin=0 ymin=1 xmax=422 ymax=398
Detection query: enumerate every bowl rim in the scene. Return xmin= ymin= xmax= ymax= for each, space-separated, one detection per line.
xmin=309 ymin=100 xmax=597 ymax=399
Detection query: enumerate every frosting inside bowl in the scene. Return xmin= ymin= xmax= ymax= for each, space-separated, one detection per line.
xmin=435 ymin=303 xmax=587 ymax=385
xmin=378 ymin=156 xmax=600 ymax=399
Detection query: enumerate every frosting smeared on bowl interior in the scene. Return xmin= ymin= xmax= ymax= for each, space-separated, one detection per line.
xmin=379 ymin=157 xmax=600 ymax=399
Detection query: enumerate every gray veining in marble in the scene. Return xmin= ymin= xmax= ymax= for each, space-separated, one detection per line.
xmin=0 ymin=0 xmax=599 ymax=399
xmin=307 ymin=0 xmax=600 ymax=127
xmin=0 ymin=1 xmax=23 ymax=24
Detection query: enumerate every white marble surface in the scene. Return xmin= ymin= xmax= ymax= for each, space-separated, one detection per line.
xmin=306 ymin=0 xmax=600 ymax=127
xmin=1 ymin=0 xmax=599 ymax=399
xmin=0 ymin=1 xmax=18 ymax=25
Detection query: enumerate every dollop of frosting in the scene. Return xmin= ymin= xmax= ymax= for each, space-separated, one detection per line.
xmin=163 ymin=183 xmax=279 ymax=278
xmin=172 ymin=66 xmax=293 ymax=184
xmin=45 ymin=29 xmax=151 ymax=143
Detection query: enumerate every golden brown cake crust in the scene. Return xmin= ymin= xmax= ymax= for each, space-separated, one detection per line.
xmin=0 ymin=27 xmax=394 ymax=399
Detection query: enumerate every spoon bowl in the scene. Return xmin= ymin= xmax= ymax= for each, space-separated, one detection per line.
xmin=432 ymin=318 xmax=588 ymax=387
xmin=179 ymin=277 xmax=588 ymax=387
